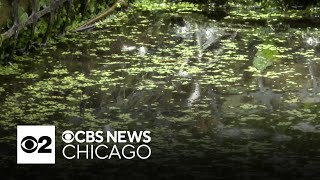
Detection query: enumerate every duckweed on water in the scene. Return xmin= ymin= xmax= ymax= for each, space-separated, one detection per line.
xmin=1 ymin=1 xmax=320 ymax=177
xmin=0 ymin=64 xmax=21 ymax=75
xmin=133 ymin=0 xmax=200 ymax=12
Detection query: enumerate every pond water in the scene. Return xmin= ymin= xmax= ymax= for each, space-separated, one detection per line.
xmin=1 ymin=3 xmax=320 ymax=179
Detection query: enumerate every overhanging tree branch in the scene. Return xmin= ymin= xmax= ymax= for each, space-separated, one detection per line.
xmin=1 ymin=0 xmax=68 ymax=42
xmin=75 ymin=0 xmax=127 ymax=32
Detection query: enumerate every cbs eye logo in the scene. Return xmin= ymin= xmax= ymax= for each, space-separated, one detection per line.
xmin=20 ymin=136 xmax=52 ymax=153
xmin=17 ymin=125 xmax=55 ymax=164
xmin=62 ymin=130 xmax=74 ymax=143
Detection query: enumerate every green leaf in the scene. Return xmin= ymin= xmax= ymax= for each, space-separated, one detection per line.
xmin=38 ymin=0 xmax=50 ymax=10
xmin=18 ymin=7 xmax=29 ymax=24
xmin=19 ymin=12 xmax=29 ymax=24
xmin=253 ymin=44 xmax=279 ymax=72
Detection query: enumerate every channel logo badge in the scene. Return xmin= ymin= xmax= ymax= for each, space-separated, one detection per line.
xmin=17 ymin=125 xmax=55 ymax=164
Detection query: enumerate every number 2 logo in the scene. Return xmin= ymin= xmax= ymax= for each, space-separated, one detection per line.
xmin=20 ymin=136 xmax=52 ymax=153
